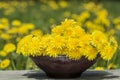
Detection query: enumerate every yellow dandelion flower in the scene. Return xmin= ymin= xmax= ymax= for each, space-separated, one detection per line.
xmin=0 ymin=18 xmax=8 ymax=24
xmin=108 ymin=63 xmax=116 ymax=69
xmin=61 ymin=19 xmax=76 ymax=28
xmin=63 ymin=27 xmax=74 ymax=37
xmin=0 ymin=33 xmax=11 ymax=40
xmin=12 ymin=20 xmax=21 ymax=26
xmin=59 ymin=0 xmax=68 ymax=8
xmin=84 ymin=46 xmax=98 ymax=60
xmin=79 ymin=34 xmax=91 ymax=46
xmin=24 ymin=23 xmax=35 ymax=30
xmin=43 ymin=35 xmax=65 ymax=57
xmin=96 ymin=9 xmax=108 ymax=17
xmin=59 ymin=19 xmax=84 ymax=37
xmin=48 ymin=1 xmax=59 ymax=10
xmin=52 ymin=25 xmax=63 ymax=35
xmin=39 ymin=35 xmax=52 ymax=49
xmin=18 ymin=23 xmax=35 ymax=34
xmin=0 ymin=59 xmax=10 ymax=69
xmin=66 ymin=48 xmax=82 ymax=60
xmin=71 ymin=26 xmax=85 ymax=38
xmin=17 ymin=34 xmax=42 ymax=56
xmin=50 ymin=35 xmax=65 ymax=49
xmin=91 ymin=30 xmax=108 ymax=49
xmin=85 ymin=21 xmax=104 ymax=32
xmin=80 ymin=34 xmax=98 ymax=61
xmin=94 ymin=67 xmax=104 ymax=71
xmin=100 ymin=37 xmax=118 ymax=60
xmin=85 ymin=21 xmax=93 ymax=29
xmin=18 ymin=26 xmax=28 ymax=34
xmin=67 ymin=38 xmax=80 ymax=50
xmin=7 ymin=27 xmax=18 ymax=34
xmin=82 ymin=2 xmax=96 ymax=11
xmin=3 ymin=43 xmax=16 ymax=53
xmin=76 ymin=11 xmax=90 ymax=23
xmin=100 ymin=44 xmax=114 ymax=60
xmin=110 ymin=37 xmax=118 ymax=50
xmin=46 ymin=46 xmax=60 ymax=57
xmin=0 ymin=24 xmax=6 ymax=29
xmin=31 ymin=30 xmax=43 ymax=36
xmin=116 ymin=24 xmax=120 ymax=30
xmin=94 ymin=17 xmax=110 ymax=27
xmin=113 ymin=17 xmax=120 ymax=24
xmin=0 ymin=50 xmax=8 ymax=57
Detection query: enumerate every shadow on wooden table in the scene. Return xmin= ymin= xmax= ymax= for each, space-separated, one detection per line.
xmin=81 ymin=70 xmax=119 ymax=80
xmin=23 ymin=70 xmax=48 ymax=79
xmin=23 ymin=70 xmax=119 ymax=80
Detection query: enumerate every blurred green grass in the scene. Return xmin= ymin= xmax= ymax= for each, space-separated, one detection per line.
xmin=0 ymin=0 xmax=120 ymax=31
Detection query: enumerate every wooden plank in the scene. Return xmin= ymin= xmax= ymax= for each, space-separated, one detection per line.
xmin=0 ymin=70 xmax=120 ymax=80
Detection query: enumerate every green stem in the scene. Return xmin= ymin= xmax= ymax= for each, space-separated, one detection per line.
xmin=11 ymin=60 xmax=16 ymax=70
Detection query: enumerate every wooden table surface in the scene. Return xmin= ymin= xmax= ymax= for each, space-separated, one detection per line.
xmin=0 ymin=69 xmax=120 ymax=80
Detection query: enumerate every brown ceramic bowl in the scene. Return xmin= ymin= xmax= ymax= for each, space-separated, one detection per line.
xmin=30 ymin=55 xmax=99 ymax=78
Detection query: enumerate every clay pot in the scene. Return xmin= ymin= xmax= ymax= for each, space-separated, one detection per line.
xmin=31 ymin=55 xmax=99 ymax=78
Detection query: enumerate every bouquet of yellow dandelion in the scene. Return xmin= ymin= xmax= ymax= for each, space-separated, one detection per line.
xmin=17 ymin=19 xmax=118 ymax=78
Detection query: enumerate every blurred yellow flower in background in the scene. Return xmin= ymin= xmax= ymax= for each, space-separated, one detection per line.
xmin=0 ymin=24 xmax=6 ymax=29
xmin=12 ymin=20 xmax=22 ymax=26
xmin=3 ymin=43 xmax=16 ymax=53
xmin=0 ymin=18 xmax=9 ymax=24
xmin=0 ymin=33 xmax=11 ymax=40
xmin=108 ymin=63 xmax=116 ymax=69
xmin=8 ymin=27 xmax=18 ymax=34
xmin=48 ymin=1 xmax=58 ymax=10
xmin=59 ymin=0 xmax=68 ymax=8
xmin=18 ymin=23 xmax=35 ymax=34
xmin=113 ymin=17 xmax=120 ymax=25
xmin=0 ymin=59 xmax=10 ymax=69
xmin=95 ymin=67 xmax=104 ymax=71
xmin=0 ymin=51 xmax=7 ymax=57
